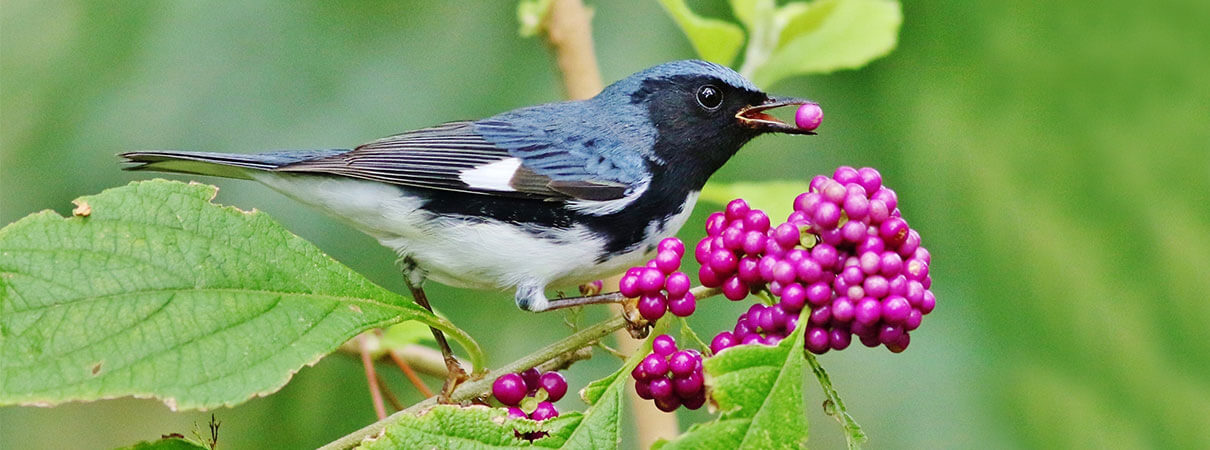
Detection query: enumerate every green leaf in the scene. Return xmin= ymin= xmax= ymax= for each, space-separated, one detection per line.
xmin=379 ymin=321 xmax=435 ymax=349
xmin=807 ymin=353 xmax=867 ymax=449
xmin=752 ymin=0 xmax=902 ymax=87
xmin=517 ymin=0 xmax=554 ymax=37
xmin=0 ymin=180 xmax=482 ymax=410
xmin=728 ymin=0 xmax=772 ymax=31
xmin=357 ymin=342 xmax=644 ymax=448
xmin=115 ymin=437 xmax=210 ymax=450
xmin=358 ymin=405 xmax=584 ymax=449
xmin=657 ymin=322 xmax=809 ymax=448
xmin=700 ymin=180 xmax=811 ymax=223
xmin=658 ymin=0 xmax=746 ymax=66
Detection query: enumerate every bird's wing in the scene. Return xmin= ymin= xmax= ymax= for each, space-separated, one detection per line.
xmin=275 ymin=121 xmax=634 ymax=201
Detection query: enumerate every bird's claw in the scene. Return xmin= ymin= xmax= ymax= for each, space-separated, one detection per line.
xmin=436 ymin=358 xmax=469 ymax=404
xmin=620 ymin=296 xmax=652 ymax=339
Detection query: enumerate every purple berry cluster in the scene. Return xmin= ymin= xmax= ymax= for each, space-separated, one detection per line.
xmin=711 ymin=302 xmax=801 ymax=352
xmin=703 ymin=167 xmax=935 ymax=354
xmin=492 ymin=368 xmax=567 ymax=421
xmin=631 ymin=335 xmax=706 ymax=412
xmin=619 ymin=238 xmax=696 ymax=321
xmin=694 ymin=199 xmax=774 ymax=301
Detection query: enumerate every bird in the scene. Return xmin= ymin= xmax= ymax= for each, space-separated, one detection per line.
xmin=121 ymin=59 xmax=817 ymax=395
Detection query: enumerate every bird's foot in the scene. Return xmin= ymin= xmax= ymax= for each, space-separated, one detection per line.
xmin=619 ymin=295 xmax=652 ymax=339
xmin=436 ymin=356 xmax=469 ymax=404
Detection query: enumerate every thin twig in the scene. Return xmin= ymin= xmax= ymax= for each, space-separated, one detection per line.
xmin=373 ymin=371 xmax=406 ymax=412
xmin=357 ymin=334 xmax=388 ymax=420
xmin=387 ymin=349 xmax=434 ymax=398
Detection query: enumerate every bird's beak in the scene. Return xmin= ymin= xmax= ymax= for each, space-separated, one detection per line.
xmin=736 ymin=97 xmax=818 ymax=135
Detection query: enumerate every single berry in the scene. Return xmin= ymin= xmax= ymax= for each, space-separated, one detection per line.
xmin=637 ymin=268 xmax=666 ymax=294
xmin=654 ymin=395 xmax=681 ymax=412
xmin=638 ymin=294 xmax=668 ymax=321
xmin=658 ymin=237 xmax=685 ymax=256
xmin=673 ymin=372 xmax=704 ymax=398
xmin=668 ymin=292 xmax=696 ymax=317
xmin=668 ymin=351 xmax=697 ymax=378
xmin=530 ymin=401 xmax=559 ymax=421
xmin=539 ymin=371 xmax=568 ymax=402
xmin=665 ymin=272 xmax=691 ymax=297
xmin=641 ymin=353 xmax=669 ymax=378
xmin=492 ymin=373 xmax=527 ymax=407
xmin=794 ymin=103 xmax=824 ymax=131
xmin=651 ymin=334 xmax=678 ymax=356
xmin=711 ymin=331 xmax=737 ymax=354
xmin=682 ymin=392 xmax=707 ymax=410
xmin=648 ymin=377 xmax=673 ymax=399
xmin=520 ymin=368 xmax=542 ymax=394
xmin=507 ymin=407 xmax=528 ymax=419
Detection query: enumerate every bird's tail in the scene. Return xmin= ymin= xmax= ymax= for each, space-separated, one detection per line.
xmin=119 ymin=150 xmax=347 ymax=180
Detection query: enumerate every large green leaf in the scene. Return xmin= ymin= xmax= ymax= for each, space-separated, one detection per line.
xmin=0 ymin=180 xmax=481 ymax=410
xmin=658 ymin=0 xmax=746 ymax=66
xmin=752 ymin=0 xmax=902 ymax=87
xmin=656 ymin=324 xmax=809 ymax=449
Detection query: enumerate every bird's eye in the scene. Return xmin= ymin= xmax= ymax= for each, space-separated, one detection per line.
xmin=696 ymin=85 xmax=723 ymax=110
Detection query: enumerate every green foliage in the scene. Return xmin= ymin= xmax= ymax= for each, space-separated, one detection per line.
xmin=656 ymin=323 xmax=809 ymax=448
xmin=357 ymin=405 xmax=584 ymax=449
xmin=517 ymin=0 xmax=554 ymax=37
xmin=657 ymin=0 xmax=747 ymax=66
xmin=659 ymin=0 xmax=902 ymax=87
xmin=700 ymin=180 xmax=811 ymax=222
xmin=0 ymin=180 xmax=482 ymax=410
xmin=751 ymin=0 xmax=902 ymax=87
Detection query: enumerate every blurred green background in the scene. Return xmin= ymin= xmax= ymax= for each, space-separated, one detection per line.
xmin=3 ymin=1 xmax=1208 ymax=448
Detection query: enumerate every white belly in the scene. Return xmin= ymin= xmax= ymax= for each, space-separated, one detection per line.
xmin=253 ymin=173 xmax=698 ymax=293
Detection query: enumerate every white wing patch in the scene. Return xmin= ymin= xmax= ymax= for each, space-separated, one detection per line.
xmin=459 ymin=158 xmax=522 ymax=191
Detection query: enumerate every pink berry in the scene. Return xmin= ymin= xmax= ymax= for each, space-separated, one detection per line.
xmin=722 ymin=276 xmax=748 ymax=300
xmin=658 ymin=237 xmax=685 ymax=256
xmin=833 ymin=166 xmax=859 ymax=185
xmin=539 ymin=371 xmax=568 ymax=402
xmin=492 ymin=373 xmax=527 ymax=406
xmin=794 ymin=103 xmax=823 ymax=131
xmin=665 ymin=272 xmax=691 ymax=297
xmin=638 ymin=268 xmax=665 ymax=294
xmin=668 ymin=292 xmax=696 ymax=317
xmin=507 ymin=407 xmax=528 ymax=419
xmin=638 ymin=294 xmax=667 ymax=321
xmin=531 ymin=401 xmax=558 ymax=421
xmin=744 ymin=210 xmax=771 ymax=232
xmin=652 ymin=334 xmax=678 ymax=356
xmin=655 ymin=250 xmax=681 ymax=274
xmin=725 ymin=199 xmax=750 ymax=222
xmin=619 ymin=274 xmax=641 ymax=298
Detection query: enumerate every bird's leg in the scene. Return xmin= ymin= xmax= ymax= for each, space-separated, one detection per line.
xmin=518 ymin=285 xmax=649 ymax=337
xmin=541 ymin=291 xmax=627 ymax=311
xmin=401 ymin=265 xmax=467 ymax=403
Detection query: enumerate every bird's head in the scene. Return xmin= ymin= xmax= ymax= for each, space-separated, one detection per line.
xmin=596 ymin=60 xmax=817 ymax=187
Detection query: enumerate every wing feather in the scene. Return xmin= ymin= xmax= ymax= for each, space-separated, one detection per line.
xmin=276 ymin=121 xmax=630 ymax=201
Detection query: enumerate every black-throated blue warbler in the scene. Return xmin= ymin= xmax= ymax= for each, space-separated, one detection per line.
xmin=122 ymin=59 xmax=816 ymax=312
xmin=121 ymin=60 xmax=817 ymax=388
